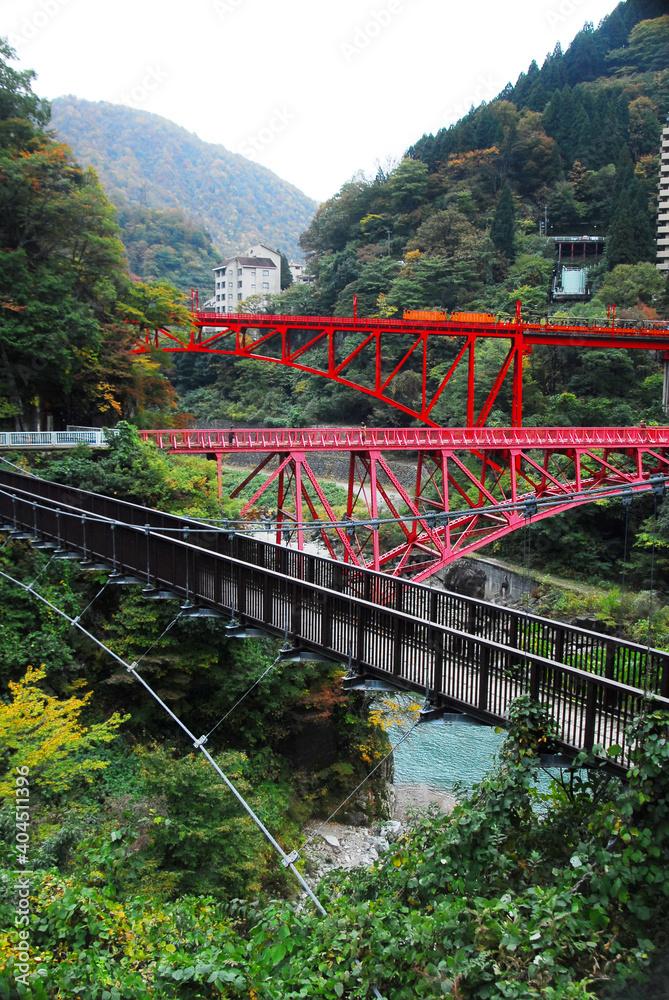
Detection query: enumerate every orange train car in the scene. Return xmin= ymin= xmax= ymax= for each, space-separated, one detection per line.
xmin=403 ymin=309 xmax=497 ymax=323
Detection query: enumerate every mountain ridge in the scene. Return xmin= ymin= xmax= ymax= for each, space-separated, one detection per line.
xmin=49 ymin=96 xmax=317 ymax=261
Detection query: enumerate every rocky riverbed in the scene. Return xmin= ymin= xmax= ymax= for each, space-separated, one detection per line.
xmin=301 ymin=784 xmax=457 ymax=881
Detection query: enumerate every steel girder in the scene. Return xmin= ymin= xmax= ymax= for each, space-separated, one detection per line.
xmin=140 ymin=426 xmax=669 ymax=582
xmin=131 ymin=308 xmax=669 ymax=428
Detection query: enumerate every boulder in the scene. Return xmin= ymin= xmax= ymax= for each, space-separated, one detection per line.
xmin=442 ymin=561 xmax=486 ymax=599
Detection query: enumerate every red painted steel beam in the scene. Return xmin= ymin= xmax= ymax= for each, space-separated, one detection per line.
xmin=140 ymin=426 xmax=669 ymax=581
xmin=131 ymin=309 xmax=669 ymax=428
xmin=140 ymin=426 xmax=669 ymax=452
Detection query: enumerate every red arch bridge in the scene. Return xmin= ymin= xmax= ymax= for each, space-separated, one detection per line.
xmin=0 ymin=467 xmax=667 ymax=775
xmin=132 ymin=304 xmax=669 ymax=428
xmin=139 ymin=425 xmax=669 ymax=582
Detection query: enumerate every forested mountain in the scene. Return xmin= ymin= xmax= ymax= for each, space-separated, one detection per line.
xmin=300 ymin=0 xmax=667 ymax=319
xmin=116 ymin=204 xmax=222 ymax=297
xmin=178 ymin=0 xmax=669 ymax=431
xmin=50 ymin=97 xmax=317 ymax=262
xmin=0 ymin=43 xmax=191 ymax=431
xmin=5 ymin=15 xmax=669 ymax=1000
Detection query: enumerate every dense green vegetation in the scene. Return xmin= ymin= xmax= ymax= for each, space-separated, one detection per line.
xmin=3 ymin=7 xmax=669 ymax=997
xmin=50 ymin=96 xmax=317 ymax=264
xmin=176 ymin=1 xmax=669 ymax=430
xmin=0 ymin=42 xmax=194 ymax=432
xmin=0 ymin=431 xmax=391 ymax=995
xmin=3 ymin=632 xmax=669 ymax=998
xmin=117 ymin=204 xmax=223 ymax=297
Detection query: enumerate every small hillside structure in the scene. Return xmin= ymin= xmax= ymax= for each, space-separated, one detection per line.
xmin=212 ymin=243 xmax=281 ymax=313
xmin=289 ymin=260 xmax=314 ymax=285
xmin=549 ymin=235 xmax=605 ymax=302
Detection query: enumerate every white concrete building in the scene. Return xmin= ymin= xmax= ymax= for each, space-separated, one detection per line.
xmin=212 ymin=243 xmax=281 ymax=313
xmin=657 ymin=121 xmax=669 ymax=274
xmin=289 ymin=260 xmax=314 ymax=284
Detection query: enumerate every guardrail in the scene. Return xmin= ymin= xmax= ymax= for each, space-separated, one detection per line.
xmin=139 ymin=425 xmax=669 ymax=452
xmin=0 ymin=430 xmax=111 ymax=450
xmin=1 ymin=467 xmax=667 ymax=772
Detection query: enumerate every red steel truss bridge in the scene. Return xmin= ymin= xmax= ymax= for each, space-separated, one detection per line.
xmin=131 ymin=304 xmax=669 ymax=428
xmin=140 ymin=425 xmax=669 ymax=582
xmin=1 ymin=466 xmax=668 ymax=773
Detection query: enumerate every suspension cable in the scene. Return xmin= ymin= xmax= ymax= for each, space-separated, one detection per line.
xmin=133 ymin=611 xmax=184 ymax=669
xmin=75 ymin=581 xmax=109 ymax=623
xmin=2 ymin=477 xmax=669 ymax=540
xmin=0 ymin=564 xmax=326 ymax=916
xmin=26 ymin=552 xmax=55 ymax=591
xmin=0 ymin=455 xmax=35 ymax=476
xmin=299 ymin=718 xmax=422 ymax=854
xmin=205 ymin=653 xmax=283 ymax=741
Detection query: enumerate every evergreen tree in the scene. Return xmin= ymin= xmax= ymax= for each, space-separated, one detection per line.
xmin=541 ymin=44 xmax=567 ymax=94
xmin=475 ymin=106 xmax=504 ymax=149
xmin=569 ymin=99 xmax=592 ymax=165
xmin=606 ymin=146 xmax=655 ymax=268
xmin=279 ymin=251 xmax=293 ymax=291
xmin=563 ymin=22 xmax=606 ymax=85
xmin=0 ymin=38 xmax=49 ymax=127
xmin=631 ymin=186 xmax=655 ymax=262
xmin=605 ymin=189 xmax=637 ymax=268
xmin=490 ymin=181 xmax=516 ymax=261
xmin=612 ymin=145 xmax=635 ymax=200
xmin=659 ymin=274 xmax=669 ymax=318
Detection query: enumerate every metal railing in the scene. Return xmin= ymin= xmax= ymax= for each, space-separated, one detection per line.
xmin=0 ymin=430 xmax=111 ymax=450
xmin=139 ymin=425 xmax=669 ymax=453
xmin=1 ymin=467 xmax=667 ymax=772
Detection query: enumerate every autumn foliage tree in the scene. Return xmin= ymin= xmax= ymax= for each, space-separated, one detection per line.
xmin=0 ymin=666 xmax=126 ymax=798
xmin=0 ymin=38 xmax=189 ymax=430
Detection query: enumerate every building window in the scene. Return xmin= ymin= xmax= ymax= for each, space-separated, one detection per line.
xmin=228 ymin=282 xmax=232 ymax=288
xmin=221 ymin=305 xmax=226 ymax=313
xmin=251 ymin=269 xmax=256 ymax=275
xmin=238 ymin=293 xmax=243 ymax=300
xmin=238 ymin=268 xmax=242 ymax=276
xmin=262 ymin=282 xmax=269 ymax=289
xmin=262 ymin=269 xmax=269 ymax=276
xmin=238 ymin=280 xmax=243 ymax=288
xmin=251 ymin=283 xmax=256 ymax=289
xmin=228 ymin=293 xmax=233 ymax=300
xmin=228 ymin=269 xmax=233 ymax=275
xmin=216 ymin=294 xmax=220 ymax=301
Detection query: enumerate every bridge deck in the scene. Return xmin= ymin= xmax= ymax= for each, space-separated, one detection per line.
xmin=1 ymin=468 xmax=667 ymax=773
xmin=140 ymin=425 xmax=669 ymax=452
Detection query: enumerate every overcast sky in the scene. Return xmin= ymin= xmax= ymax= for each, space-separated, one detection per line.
xmin=2 ymin=0 xmax=621 ymax=203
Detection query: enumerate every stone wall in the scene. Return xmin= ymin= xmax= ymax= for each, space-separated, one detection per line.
xmin=441 ymin=556 xmax=535 ymax=603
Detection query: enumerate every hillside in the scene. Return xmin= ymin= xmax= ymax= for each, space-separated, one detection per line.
xmin=5 ymin=18 xmax=669 ymax=1000
xmin=115 ymin=204 xmax=223 ymax=298
xmin=49 ymin=96 xmax=318 ymax=262
xmin=177 ymin=0 xmax=669 ymax=438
